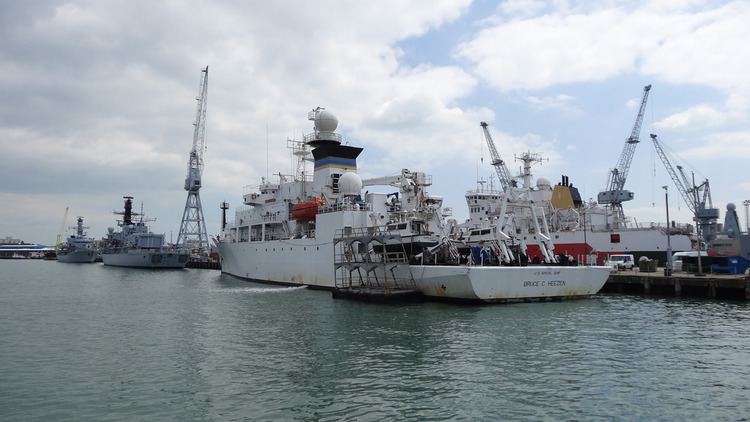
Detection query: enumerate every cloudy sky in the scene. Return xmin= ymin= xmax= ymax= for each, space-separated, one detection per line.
xmin=2 ymin=0 xmax=749 ymax=244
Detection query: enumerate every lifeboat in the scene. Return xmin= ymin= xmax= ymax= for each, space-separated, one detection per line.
xmin=291 ymin=198 xmax=323 ymax=221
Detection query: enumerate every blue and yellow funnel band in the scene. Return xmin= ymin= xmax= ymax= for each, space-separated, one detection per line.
xmin=314 ymin=157 xmax=357 ymax=171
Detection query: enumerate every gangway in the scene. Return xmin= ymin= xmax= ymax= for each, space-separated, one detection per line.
xmin=333 ymin=227 xmax=419 ymax=300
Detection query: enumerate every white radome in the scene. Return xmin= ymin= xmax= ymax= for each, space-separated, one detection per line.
xmin=339 ymin=172 xmax=362 ymax=196
xmin=536 ymin=177 xmax=551 ymax=188
xmin=315 ymin=109 xmax=338 ymax=132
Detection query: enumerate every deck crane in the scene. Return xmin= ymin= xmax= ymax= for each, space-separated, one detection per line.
xmin=480 ymin=122 xmax=516 ymax=193
xmin=177 ymin=66 xmax=210 ymax=255
xmin=597 ymin=84 xmax=652 ymax=229
xmin=649 ymin=133 xmax=719 ymax=243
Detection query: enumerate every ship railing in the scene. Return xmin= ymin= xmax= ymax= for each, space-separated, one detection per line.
xmin=319 ymin=202 xmax=372 ymax=214
xmin=303 ymin=131 xmax=343 ymax=143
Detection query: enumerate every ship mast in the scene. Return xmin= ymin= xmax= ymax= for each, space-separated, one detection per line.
xmin=177 ymin=66 xmax=210 ymax=254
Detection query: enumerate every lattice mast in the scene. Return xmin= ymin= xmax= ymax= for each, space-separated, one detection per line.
xmin=177 ymin=66 xmax=209 ymax=253
xmin=597 ymin=84 xmax=651 ymax=228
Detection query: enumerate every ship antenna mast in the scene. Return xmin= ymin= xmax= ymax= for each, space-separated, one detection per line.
xmin=177 ymin=66 xmax=210 ymax=254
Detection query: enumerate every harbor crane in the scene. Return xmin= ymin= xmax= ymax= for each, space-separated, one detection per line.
xmin=650 ymin=133 xmax=719 ymax=243
xmin=597 ymin=84 xmax=652 ymax=229
xmin=480 ymin=121 xmax=516 ymax=193
xmin=177 ymin=66 xmax=210 ymax=255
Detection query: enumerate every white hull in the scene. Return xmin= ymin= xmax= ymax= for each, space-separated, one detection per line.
xmin=407 ymin=265 xmax=611 ymax=302
xmin=218 ymin=240 xmax=610 ymax=301
xmin=102 ymin=250 xmax=188 ymax=268
xmin=57 ymin=249 xmax=96 ymax=263
xmin=219 ymin=239 xmax=334 ymax=286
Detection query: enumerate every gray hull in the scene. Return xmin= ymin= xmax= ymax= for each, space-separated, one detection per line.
xmin=102 ymin=250 xmax=188 ymax=268
xmin=57 ymin=249 xmax=97 ymax=263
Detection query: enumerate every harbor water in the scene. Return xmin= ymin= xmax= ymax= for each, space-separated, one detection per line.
xmin=1 ymin=260 xmax=749 ymax=420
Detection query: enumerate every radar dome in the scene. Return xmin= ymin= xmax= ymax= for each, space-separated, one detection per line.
xmin=338 ymin=172 xmax=362 ymax=196
xmin=536 ymin=177 xmax=551 ymax=188
xmin=727 ymin=202 xmax=736 ymax=211
xmin=315 ymin=109 xmax=338 ymax=132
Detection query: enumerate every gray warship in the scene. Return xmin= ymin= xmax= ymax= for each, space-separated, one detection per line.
xmin=57 ymin=216 xmax=97 ymax=263
xmin=101 ymin=196 xmax=188 ymax=268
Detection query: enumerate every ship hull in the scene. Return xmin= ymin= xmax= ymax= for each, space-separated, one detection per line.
xmin=57 ymin=249 xmax=96 ymax=263
xmin=407 ymin=265 xmax=611 ymax=302
xmin=517 ymin=228 xmax=692 ymax=264
xmin=102 ymin=250 xmax=189 ymax=269
xmin=218 ymin=240 xmax=611 ymax=301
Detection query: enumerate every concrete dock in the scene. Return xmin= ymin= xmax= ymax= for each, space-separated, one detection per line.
xmin=603 ymin=269 xmax=750 ymax=300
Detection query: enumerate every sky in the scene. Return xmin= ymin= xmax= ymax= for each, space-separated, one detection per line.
xmin=1 ymin=0 xmax=749 ymax=245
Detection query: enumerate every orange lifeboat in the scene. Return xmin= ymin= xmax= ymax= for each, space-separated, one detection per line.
xmin=291 ymin=198 xmax=323 ymax=221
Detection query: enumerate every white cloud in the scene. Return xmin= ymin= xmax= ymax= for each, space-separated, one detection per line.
xmin=523 ymin=94 xmax=580 ymax=114
xmin=456 ymin=1 xmax=750 ymax=112
xmin=0 ymin=0 xmax=499 ymax=242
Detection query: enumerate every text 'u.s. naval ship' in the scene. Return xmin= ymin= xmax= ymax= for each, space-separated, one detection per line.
xmin=101 ymin=196 xmax=188 ymax=269
xmin=217 ymin=107 xmax=610 ymax=302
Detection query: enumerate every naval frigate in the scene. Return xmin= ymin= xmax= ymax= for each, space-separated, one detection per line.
xmin=101 ymin=196 xmax=188 ymax=269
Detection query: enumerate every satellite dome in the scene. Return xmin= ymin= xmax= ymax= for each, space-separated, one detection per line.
xmin=315 ymin=109 xmax=338 ymax=132
xmin=338 ymin=172 xmax=362 ymax=196
xmin=536 ymin=177 xmax=551 ymax=188
xmin=727 ymin=202 xmax=736 ymax=211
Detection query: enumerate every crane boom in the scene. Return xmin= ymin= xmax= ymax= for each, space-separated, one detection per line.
xmin=597 ymin=84 xmax=651 ymax=228
xmin=650 ymin=134 xmax=693 ymax=211
xmin=480 ymin=122 xmax=515 ymax=192
xmin=185 ymin=66 xmax=208 ymax=191
xmin=650 ymin=133 xmax=719 ymax=242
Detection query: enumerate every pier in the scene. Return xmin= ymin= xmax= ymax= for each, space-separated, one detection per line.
xmin=603 ymin=269 xmax=750 ymax=300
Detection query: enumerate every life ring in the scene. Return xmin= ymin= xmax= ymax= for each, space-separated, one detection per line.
xmin=251 ymin=193 xmax=257 ymax=199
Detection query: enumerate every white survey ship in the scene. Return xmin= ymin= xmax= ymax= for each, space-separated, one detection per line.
xmin=101 ymin=197 xmax=188 ymax=269
xmin=217 ymin=108 xmax=610 ymax=302
xmin=57 ymin=216 xmax=97 ymax=263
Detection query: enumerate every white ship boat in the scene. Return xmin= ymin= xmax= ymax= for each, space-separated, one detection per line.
xmin=217 ymin=108 xmax=610 ymax=302
xmin=101 ymin=197 xmax=188 ymax=269
xmin=57 ymin=216 xmax=97 ymax=263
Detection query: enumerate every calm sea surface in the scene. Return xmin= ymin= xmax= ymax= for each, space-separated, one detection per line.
xmin=1 ymin=260 xmax=749 ymax=421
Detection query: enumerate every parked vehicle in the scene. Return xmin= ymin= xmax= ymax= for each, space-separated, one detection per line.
xmin=671 ymin=251 xmax=707 ymax=272
xmin=605 ymin=254 xmax=635 ymax=271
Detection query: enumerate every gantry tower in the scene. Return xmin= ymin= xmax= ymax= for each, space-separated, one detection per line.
xmin=177 ymin=66 xmax=209 ymax=254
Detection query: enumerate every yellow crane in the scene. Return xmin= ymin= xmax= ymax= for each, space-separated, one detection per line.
xmin=55 ymin=206 xmax=69 ymax=251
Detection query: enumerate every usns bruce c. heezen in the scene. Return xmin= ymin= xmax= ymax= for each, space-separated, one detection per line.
xmin=216 ymin=107 xmax=610 ymax=302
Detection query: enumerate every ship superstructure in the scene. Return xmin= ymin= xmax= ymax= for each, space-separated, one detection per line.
xmin=102 ymin=196 xmax=188 ymax=268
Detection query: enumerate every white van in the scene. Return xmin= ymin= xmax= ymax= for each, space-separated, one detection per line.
xmin=605 ymin=254 xmax=635 ymax=271
xmin=670 ymin=251 xmax=707 ymax=272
